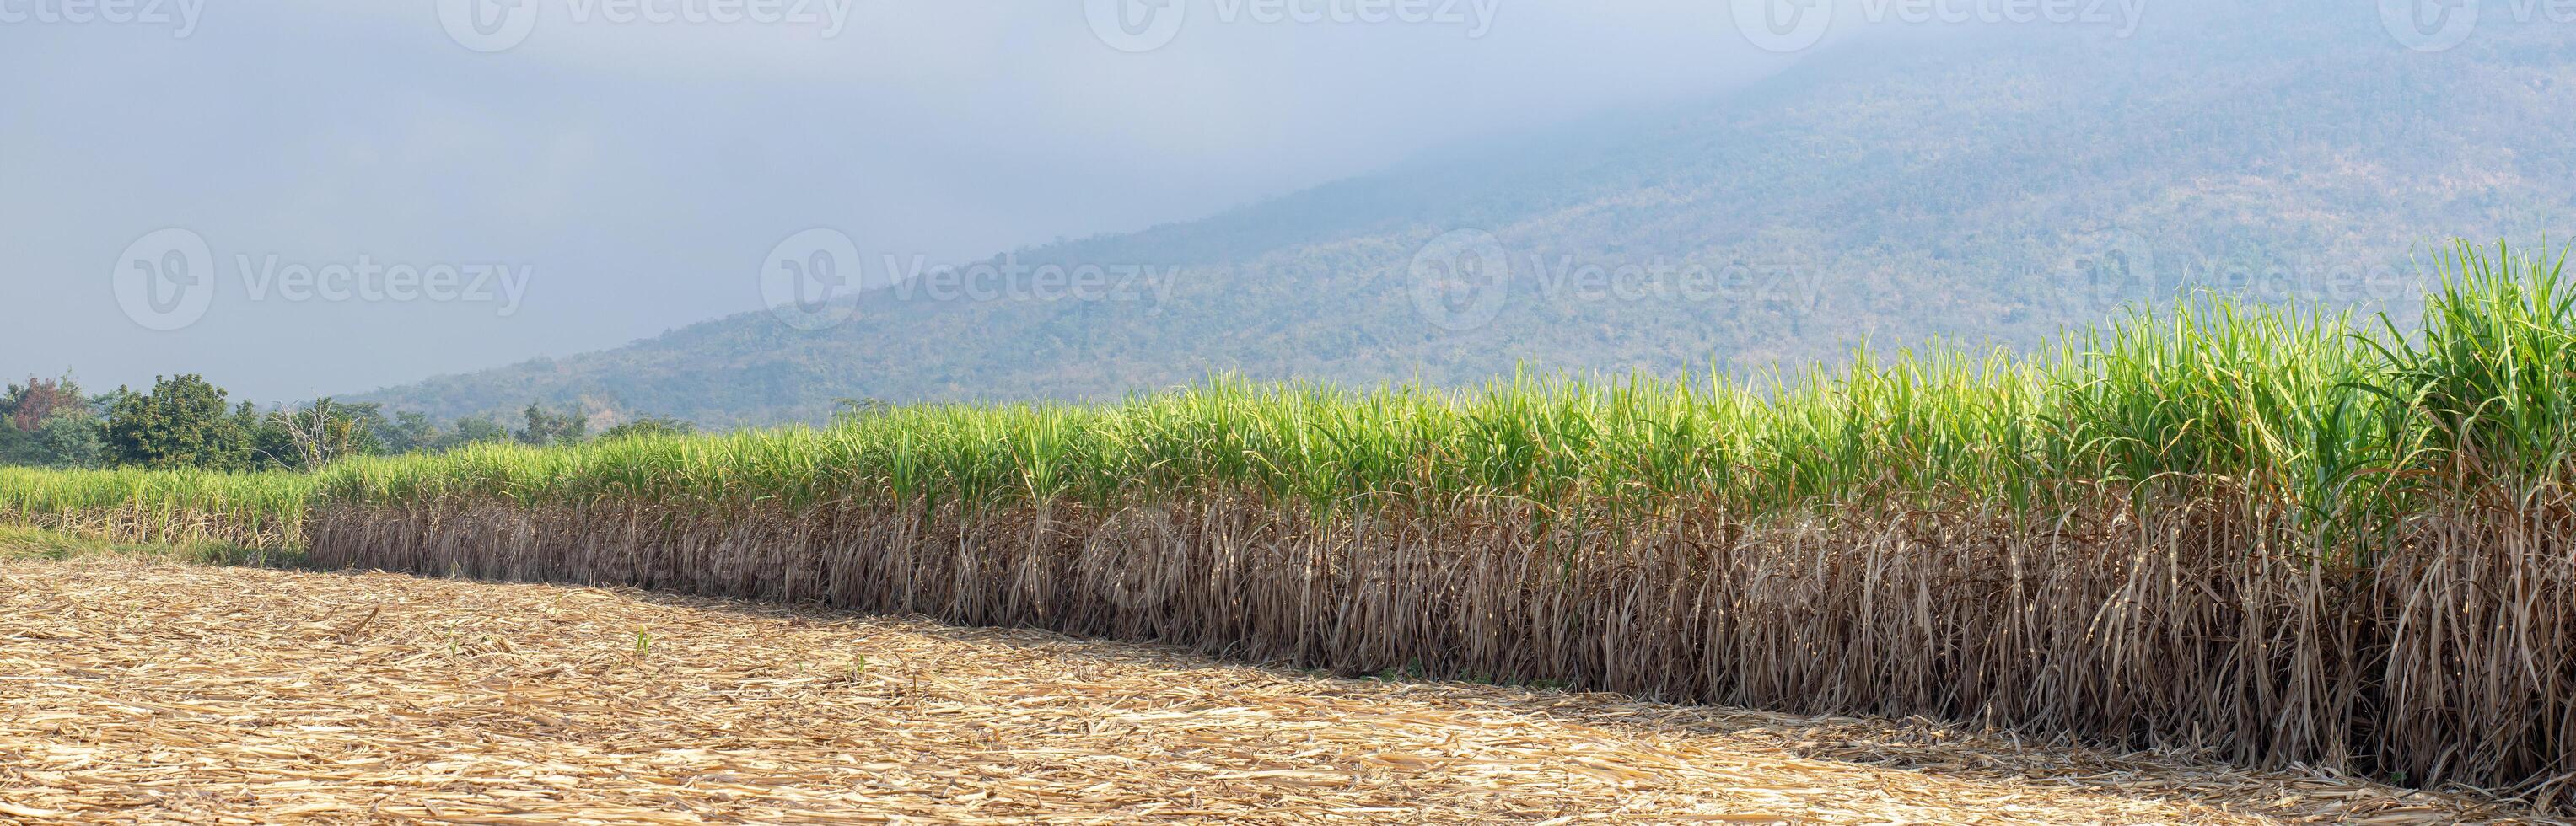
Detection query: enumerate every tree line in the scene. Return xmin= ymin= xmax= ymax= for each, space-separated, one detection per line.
xmin=0 ymin=373 xmax=692 ymax=472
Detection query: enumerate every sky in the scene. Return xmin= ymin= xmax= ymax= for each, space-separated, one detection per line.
xmin=1 ymin=0 xmax=1818 ymax=403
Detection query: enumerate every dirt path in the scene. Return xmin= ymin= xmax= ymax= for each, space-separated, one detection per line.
xmin=0 ymin=555 xmax=2552 ymax=824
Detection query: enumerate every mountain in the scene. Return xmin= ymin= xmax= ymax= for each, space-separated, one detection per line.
xmin=352 ymin=6 xmax=2576 ymax=429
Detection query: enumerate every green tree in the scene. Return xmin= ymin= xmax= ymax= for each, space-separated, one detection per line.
xmin=33 ymin=410 xmax=103 ymax=469
xmin=103 ymin=375 xmax=252 ymax=470
xmin=377 ymin=410 xmax=441 ymax=454
xmin=515 ymin=403 xmax=588 ymax=447
xmin=598 ymin=416 xmax=695 ymax=441
xmin=447 ymin=416 xmax=509 ymax=448
xmin=3 ymin=374 xmax=107 ymax=469
xmin=0 ymin=419 xmax=30 ymax=465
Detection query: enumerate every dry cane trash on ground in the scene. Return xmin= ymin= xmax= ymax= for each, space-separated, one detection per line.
xmin=0 ymin=555 xmax=2557 ymax=825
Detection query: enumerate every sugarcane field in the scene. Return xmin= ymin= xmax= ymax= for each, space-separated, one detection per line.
xmin=20 ymin=4 xmax=2576 ymax=821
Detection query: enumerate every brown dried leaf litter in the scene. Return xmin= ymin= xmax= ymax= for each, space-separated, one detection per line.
xmin=0 ymin=557 xmax=2552 ymax=825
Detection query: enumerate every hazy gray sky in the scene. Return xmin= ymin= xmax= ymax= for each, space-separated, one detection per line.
xmin=3 ymin=0 xmax=1815 ymax=402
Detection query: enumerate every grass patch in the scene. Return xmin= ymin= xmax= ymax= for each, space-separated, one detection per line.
xmin=0 ymin=524 xmax=298 ymax=567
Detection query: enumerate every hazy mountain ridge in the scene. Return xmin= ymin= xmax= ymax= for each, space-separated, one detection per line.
xmin=353 ymin=12 xmax=2576 ymax=429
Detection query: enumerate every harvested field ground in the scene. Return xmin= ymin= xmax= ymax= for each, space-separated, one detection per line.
xmin=0 ymin=555 xmax=2558 ymax=825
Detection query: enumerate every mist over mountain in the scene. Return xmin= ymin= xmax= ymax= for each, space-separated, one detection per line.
xmin=352 ymin=7 xmax=2576 ymax=429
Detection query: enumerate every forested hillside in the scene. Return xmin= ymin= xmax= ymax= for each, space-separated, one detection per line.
xmin=354 ymin=7 xmax=2576 ymax=428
